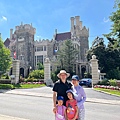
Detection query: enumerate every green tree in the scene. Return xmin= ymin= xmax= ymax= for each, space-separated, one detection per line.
xmin=87 ymin=37 xmax=106 ymax=72
xmin=0 ymin=37 xmax=12 ymax=77
xmin=104 ymin=2 xmax=120 ymax=49
xmin=37 ymin=62 xmax=44 ymax=70
xmin=57 ymin=40 xmax=78 ymax=75
xmin=87 ymin=37 xmax=120 ymax=79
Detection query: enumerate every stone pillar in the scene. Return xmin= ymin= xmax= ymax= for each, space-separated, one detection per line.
xmin=44 ymin=58 xmax=53 ymax=86
xmin=90 ymin=55 xmax=99 ymax=87
xmin=12 ymin=60 xmax=20 ymax=84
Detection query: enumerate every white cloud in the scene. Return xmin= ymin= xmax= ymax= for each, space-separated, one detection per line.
xmin=0 ymin=16 xmax=7 ymax=22
xmin=2 ymin=16 xmax=7 ymax=21
xmin=103 ymin=17 xmax=109 ymax=23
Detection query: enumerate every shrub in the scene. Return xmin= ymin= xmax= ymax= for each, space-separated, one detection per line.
xmin=0 ymin=84 xmax=13 ymax=89
xmin=84 ymin=72 xmax=92 ymax=78
xmin=5 ymin=75 xmax=9 ymax=79
xmin=109 ymin=79 xmax=117 ymax=86
xmin=107 ymin=68 xmax=120 ymax=80
xmin=29 ymin=70 xmax=44 ymax=79
xmin=98 ymin=79 xmax=109 ymax=85
xmin=51 ymin=72 xmax=58 ymax=83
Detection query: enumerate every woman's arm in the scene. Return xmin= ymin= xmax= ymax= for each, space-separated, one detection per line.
xmin=77 ymin=88 xmax=86 ymax=107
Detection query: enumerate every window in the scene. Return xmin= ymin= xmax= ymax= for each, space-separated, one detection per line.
xmin=37 ymin=55 xmax=43 ymax=64
xmin=44 ymin=46 xmax=46 ymax=51
xmin=37 ymin=46 xmax=43 ymax=51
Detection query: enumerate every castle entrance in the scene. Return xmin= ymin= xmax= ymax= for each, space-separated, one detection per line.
xmin=81 ymin=66 xmax=86 ymax=78
xmin=20 ymin=68 xmax=24 ymax=78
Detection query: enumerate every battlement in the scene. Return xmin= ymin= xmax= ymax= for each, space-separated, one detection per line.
xmin=34 ymin=39 xmax=53 ymax=45
xmin=70 ymin=16 xmax=89 ymax=37
xmin=15 ymin=23 xmax=36 ymax=35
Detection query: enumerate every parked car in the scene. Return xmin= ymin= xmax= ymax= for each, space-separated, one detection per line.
xmin=79 ymin=78 xmax=92 ymax=87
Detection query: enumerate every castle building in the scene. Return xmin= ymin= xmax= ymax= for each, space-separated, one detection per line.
xmin=53 ymin=16 xmax=90 ymax=78
xmin=4 ymin=16 xmax=90 ymax=78
xmin=4 ymin=23 xmax=36 ymax=77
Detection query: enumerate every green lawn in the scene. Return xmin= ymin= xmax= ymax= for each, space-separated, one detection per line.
xmin=94 ymin=88 xmax=120 ymax=96
xmin=0 ymin=83 xmax=45 ymax=89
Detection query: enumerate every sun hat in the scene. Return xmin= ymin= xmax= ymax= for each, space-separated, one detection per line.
xmin=66 ymin=89 xmax=73 ymax=94
xmin=66 ymin=89 xmax=74 ymax=98
xmin=72 ymin=75 xmax=79 ymax=81
xmin=57 ymin=70 xmax=70 ymax=78
xmin=57 ymin=96 xmax=64 ymax=101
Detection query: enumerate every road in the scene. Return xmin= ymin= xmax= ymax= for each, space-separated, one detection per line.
xmin=0 ymin=86 xmax=120 ymax=120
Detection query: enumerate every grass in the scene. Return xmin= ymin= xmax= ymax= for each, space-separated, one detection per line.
xmin=0 ymin=83 xmax=45 ymax=89
xmin=94 ymin=88 xmax=120 ymax=96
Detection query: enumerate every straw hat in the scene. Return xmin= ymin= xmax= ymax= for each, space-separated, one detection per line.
xmin=57 ymin=70 xmax=70 ymax=78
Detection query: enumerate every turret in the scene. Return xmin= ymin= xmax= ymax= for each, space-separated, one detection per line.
xmin=70 ymin=17 xmax=74 ymax=33
xmin=75 ymin=16 xmax=80 ymax=27
xmin=10 ymin=29 xmax=13 ymax=40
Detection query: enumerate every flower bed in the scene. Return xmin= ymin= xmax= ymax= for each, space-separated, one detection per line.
xmin=94 ymin=85 xmax=120 ymax=90
xmin=21 ymin=81 xmax=44 ymax=85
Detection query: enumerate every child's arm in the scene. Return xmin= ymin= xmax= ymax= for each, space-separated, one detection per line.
xmin=64 ymin=108 xmax=67 ymax=120
xmin=72 ymin=105 xmax=78 ymax=120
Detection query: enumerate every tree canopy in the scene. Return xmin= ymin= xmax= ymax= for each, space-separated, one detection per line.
xmin=0 ymin=37 xmax=12 ymax=75
xmin=104 ymin=2 xmax=120 ymax=49
xmin=87 ymin=1 xmax=120 ymax=80
xmin=57 ymin=40 xmax=78 ymax=75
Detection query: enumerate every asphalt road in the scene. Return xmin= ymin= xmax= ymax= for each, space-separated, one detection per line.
xmin=0 ymin=86 xmax=120 ymax=120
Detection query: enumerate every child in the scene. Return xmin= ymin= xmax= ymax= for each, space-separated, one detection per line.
xmin=53 ymin=96 xmax=66 ymax=120
xmin=66 ymin=90 xmax=78 ymax=120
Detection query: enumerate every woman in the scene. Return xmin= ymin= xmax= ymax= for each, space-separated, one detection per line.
xmin=71 ymin=75 xmax=86 ymax=120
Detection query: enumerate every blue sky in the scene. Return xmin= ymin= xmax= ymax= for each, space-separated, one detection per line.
xmin=0 ymin=0 xmax=115 ymax=47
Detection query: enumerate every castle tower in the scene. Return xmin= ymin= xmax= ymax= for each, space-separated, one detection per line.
xmin=70 ymin=16 xmax=89 ymax=78
xmin=15 ymin=23 xmax=36 ymax=77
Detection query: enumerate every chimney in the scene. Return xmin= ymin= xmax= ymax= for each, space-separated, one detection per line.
xmin=75 ymin=16 xmax=80 ymax=26
xmin=55 ymin=29 xmax=57 ymax=34
xmin=70 ymin=17 xmax=74 ymax=33
xmin=10 ymin=29 xmax=13 ymax=40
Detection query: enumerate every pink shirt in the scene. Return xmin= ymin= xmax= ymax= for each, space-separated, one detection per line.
xmin=66 ymin=99 xmax=78 ymax=120
xmin=55 ymin=105 xmax=66 ymax=120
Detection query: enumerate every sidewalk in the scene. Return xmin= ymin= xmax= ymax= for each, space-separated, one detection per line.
xmin=0 ymin=114 xmax=29 ymax=120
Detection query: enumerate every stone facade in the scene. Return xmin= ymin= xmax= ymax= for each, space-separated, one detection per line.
xmin=5 ymin=23 xmax=36 ymax=77
xmin=4 ymin=16 xmax=90 ymax=78
xmin=52 ymin=16 xmax=90 ymax=78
